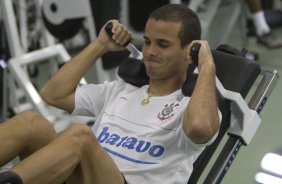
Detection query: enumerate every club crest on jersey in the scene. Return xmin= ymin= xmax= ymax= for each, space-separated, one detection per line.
xmin=158 ymin=102 xmax=179 ymax=121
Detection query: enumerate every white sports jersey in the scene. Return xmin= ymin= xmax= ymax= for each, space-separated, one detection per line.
xmin=72 ymin=78 xmax=220 ymax=184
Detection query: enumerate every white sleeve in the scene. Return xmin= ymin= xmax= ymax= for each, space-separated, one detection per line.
xmin=71 ymin=83 xmax=105 ymax=117
xmin=71 ymin=79 xmax=120 ymax=117
xmin=71 ymin=79 xmax=127 ymax=117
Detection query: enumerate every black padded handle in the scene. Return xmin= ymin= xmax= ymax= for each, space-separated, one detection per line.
xmin=105 ymin=22 xmax=114 ymax=38
xmin=190 ymin=43 xmax=201 ymax=66
xmin=105 ymin=22 xmax=129 ymax=46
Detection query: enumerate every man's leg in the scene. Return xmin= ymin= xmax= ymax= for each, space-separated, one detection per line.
xmin=7 ymin=123 xmax=125 ymax=184
xmin=65 ymin=125 xmax=125 ymax=184
xmin=245 ymin=0 xmax=282 ymax=48
xmin=0 ymin=111 xmax=57 ymax=167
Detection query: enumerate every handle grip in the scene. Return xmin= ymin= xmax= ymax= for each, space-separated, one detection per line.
xmin=105 ymin=22 xmax=129 ymax=46
xmin=190 ymin=43 xmax=201 ymax=66
xmin=105 ymin=22 xmax=114 ymax=38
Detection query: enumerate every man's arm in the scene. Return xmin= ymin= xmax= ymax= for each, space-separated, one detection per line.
xmin=182 ymin=40 xmax=220 ymax=144
xmin=40 ymin=20 xmax=132 ymax=113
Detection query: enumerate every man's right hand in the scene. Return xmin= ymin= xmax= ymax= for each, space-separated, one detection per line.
xmin=97 ymin=20 xmax=133 ymax=52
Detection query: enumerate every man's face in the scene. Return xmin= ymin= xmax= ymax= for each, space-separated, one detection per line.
xmin=142 ymin=19 xmax=190 ymax=81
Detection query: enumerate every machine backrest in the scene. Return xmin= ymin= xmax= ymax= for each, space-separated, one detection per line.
xmin=117 ymin=44 xmax=261 ymax=184
xmin=188 ymin=47 xmax=261 ymax=183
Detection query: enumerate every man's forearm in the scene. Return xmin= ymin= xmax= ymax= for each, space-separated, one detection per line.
xmin=40 ymin=40 xmax=107 ymax=109
xmin=183 ymin=64 xmax=219 ymax=144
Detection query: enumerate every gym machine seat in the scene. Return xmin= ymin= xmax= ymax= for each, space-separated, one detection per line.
xmin=117 ymin=44 xmax=278 ymax=184
xmin=0 ymin=44 xmax=278 ymax=183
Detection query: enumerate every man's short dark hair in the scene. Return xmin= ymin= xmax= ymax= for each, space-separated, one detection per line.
xmin=149 ymin=4 xmax=201 ymax=48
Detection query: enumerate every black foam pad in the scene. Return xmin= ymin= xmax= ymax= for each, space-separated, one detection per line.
xmin=0 ymin=171 xmax=23 ymax=184
xmin=117 ymin=57 xmax=149 ymax=87
xmin=117 ymin=45 xmax=261 ymax=99
xmin=117 ymin=57 xmax=196 ymax=94
xmin=212 ymin=49 xmax=260 ymax=98
xmin=181 ymin=74 xmax=196 ymax=96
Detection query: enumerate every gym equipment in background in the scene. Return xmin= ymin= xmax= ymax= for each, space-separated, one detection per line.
xmin=0 ymin=0 xmax=93 ymax=131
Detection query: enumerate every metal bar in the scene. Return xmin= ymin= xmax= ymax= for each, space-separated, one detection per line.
xmin=248 ymin=70 xmax=279 ymax=112
xmin=1 ymin=0 xmax=24 ymax=57
xmin=8 ymin=45 xmax=70 ymax=120
xmin=204 ymin=137 xmax=242 ymax=184
xmin=0 ymin=59 xmax=7 ymax=122
xmin=204 ymin=69 xmax=279 ymax=183
xmin=18 ymin=0 xmax=28 ymax=52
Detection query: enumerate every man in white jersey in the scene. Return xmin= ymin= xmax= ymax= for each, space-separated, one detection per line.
xmin=0 ymin=4 xmax=220 ymax=184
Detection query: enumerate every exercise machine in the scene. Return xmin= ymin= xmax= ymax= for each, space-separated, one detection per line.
xmin=114 ymin=42 xmax=278 ymax=183
xmin=42 ymin=0 xmax=115 ymax=83
xmin=0 ymin=32 xmax=279 ymax=184
xmin=0 ymin=0 xmax=93 ymax=131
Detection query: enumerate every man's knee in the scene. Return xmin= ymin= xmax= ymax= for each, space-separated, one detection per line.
xmin=13 ymin=111 xmax=57 ymax=155
xmin=15 ymin=111 xmax=55 ymax=135
xmin=64 ymin=124 xmax=99 ymax=152
xmin=11 ymin=111 xmax=57 ymax=149
xmin=15 ymin=110 xmax=39 ymax=122
xmin=15 ymin=111 xmax=45 ymax=127
xmin=65 ymin=124 xmax=96 ymax=142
